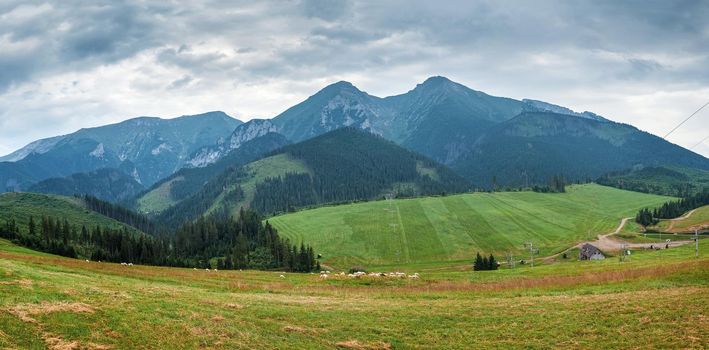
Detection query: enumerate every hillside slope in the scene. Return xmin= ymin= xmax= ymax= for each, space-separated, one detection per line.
xmin=597 ymin=166 xmax=709 ymax=196
xmin=0 ymin=192 xmax=147 ymax=237
xmin=135 ymin=132 xmax=290 ymax=214
xmin=453 ymin=112 xmax=709 ymax=188
xmin=157 ymin=128 xmax=470 ymax=227
xmin=269 ymin=184 xmax=673 ymax=267
xmin=28 ymin=168 xmax=144 ymax=202
xmin=0 ymin=236 xmax=706 ymax=349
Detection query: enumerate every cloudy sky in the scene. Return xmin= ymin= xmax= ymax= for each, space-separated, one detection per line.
xmin=1 ymin=0 xmax=708 ymax=157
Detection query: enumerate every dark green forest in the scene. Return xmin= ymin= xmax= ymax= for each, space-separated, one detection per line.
xmin=597 ymin=166 xmax=709 ymax=197
xmin=1 ymin=207 xmax=317 ymax=272
xmin=250 ymin=128 xmax=470 ymax=214
xmin=635 ymin=188 xmax=709 ymax=227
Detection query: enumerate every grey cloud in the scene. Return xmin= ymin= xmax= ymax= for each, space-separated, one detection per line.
xmin=0 ymin=0 xmax=708 ymax=157
xmin=167 ymin=75 xmax=193 ymax=90
xmin=0 ymin=1 xmax=160 ymax=91
xmin=302 ymin=0 xmax=351 ymax=20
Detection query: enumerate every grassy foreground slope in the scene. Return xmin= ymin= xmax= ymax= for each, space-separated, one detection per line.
xmin=0 ymin=238 xmax=706 ymax=349
xmin=270 ymin=184 xmax=673 ymax=267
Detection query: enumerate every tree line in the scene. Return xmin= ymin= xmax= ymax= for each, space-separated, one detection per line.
xmin=173 ymin=208 xmax=317 ymax=271
xmin=473 ymin=252 xmax=499 ymax=271
xmin=1 ymin=208 xmax=318 ymax=272
xmin=0 ymin=215 xmax=167 ymax=264
xmin=635 ymin=188 xmax=709 ymax=227
xmin=531 ymin=175 xmax=567 ymax=193
xmin=81 ymin=195 xmax=164 ymax=236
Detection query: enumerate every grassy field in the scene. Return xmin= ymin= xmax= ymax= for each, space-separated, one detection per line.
xmin=136 ymin=176 xmax=184 ymax=214
xmin=136 ymin=153 xmax=311 ymax=216
xmin=270 ymin=184 xmax=673 ymax=268
xmin=0 ymin=238 xmax=706 ymax=349
xmin=652 ymin=205 xmax=709 ymax=234
xmin=0 ymin=192 xmax=144 ymax=236
xmin=208 ymin=153 xmax=311 ymax=216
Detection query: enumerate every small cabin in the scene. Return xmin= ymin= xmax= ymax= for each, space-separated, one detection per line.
xmin=579 ymin=243 xmax=605 ymax=261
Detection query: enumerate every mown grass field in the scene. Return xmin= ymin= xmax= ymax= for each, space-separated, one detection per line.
xmin=0 ymin=238 xmax=706 ymax=349
xmin=270 ymin=184 xmax=673 ymax=268
xmin=208 ymin=153 xmax=312 ymax=216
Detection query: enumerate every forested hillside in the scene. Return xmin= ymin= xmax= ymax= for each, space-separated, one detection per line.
xmin=597 ymin=166 xmax=709 ymax=197
xmin=0 ymin=192 xmax=317 ymax=272
xmin=163 ymin=128 xmax=471 ymax=226
xmin=453 ymin=112 xmax=709 ymax=188
xmin=250 ymin=127 xmax=471 ymax=214
xmin=28 ymin=168 xmax=144 ymax=202
xmin=135 ymin=132 xmax=290 ymax=214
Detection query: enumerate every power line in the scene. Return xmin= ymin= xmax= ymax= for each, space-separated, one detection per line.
xmin=690 ymin=135 xmax=709 ymax=149
xmin=663 ymin=99 xmax=709 ymax=139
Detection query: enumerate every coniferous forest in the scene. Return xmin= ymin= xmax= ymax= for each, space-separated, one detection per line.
xmin=0 ymin=205 xmax=317 ymax=272
xmin=250 ymin=128 xmax=470 ymax=214
xmin=635 ymin=188 xmax=709 ymax=226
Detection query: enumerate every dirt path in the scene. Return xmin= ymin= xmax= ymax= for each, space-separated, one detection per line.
xmin=666 ymin=209 xmax=698 ymax=231
xmin=543 ymin=215 xmax=694 ymax=262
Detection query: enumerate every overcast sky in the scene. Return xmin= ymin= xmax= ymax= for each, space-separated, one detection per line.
xmin=1 ymin=0 xmax=708 ymax=157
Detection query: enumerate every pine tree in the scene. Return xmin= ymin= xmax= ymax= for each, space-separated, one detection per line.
xmin=473 ymin=253 xmax=484 ymax=271
xmin=28 ymin=216 xmax=36 ymax=236
xmin=488 ymin=254 xmax=498 ymax=270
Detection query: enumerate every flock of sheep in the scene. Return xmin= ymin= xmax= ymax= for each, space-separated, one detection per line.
xmin=107 ymin=261 xmax=421 ymax=281
xmin=318 ymin=271 xmax=420 ymax=280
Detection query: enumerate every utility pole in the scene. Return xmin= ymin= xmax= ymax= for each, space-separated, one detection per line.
xmin=506 ymin=251 xmax=515 ymax=268
xmin=525 ymin=242 xmax=535 ymax=267
xmin=619 ymin=243 xmax=628 ymax=262
xmin=696 ymin=229 xmax=699 ymax=258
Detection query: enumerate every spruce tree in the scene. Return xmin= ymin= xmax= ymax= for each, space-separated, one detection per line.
xmin=488 ymin=254 xmax=498 ymax=270
xmin=473 ymin=253 xmax=484 ymax=271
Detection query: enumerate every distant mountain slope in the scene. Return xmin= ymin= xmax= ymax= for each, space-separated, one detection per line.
xmin=185 ymin=77 xmax=709 ymax=190
xmin=597 ymin=166 xmax=709 ymax=197
xmin=453 ymin=111 xmax=709 ymax=188
xmin=135 ymin=132 xmax=290 ymax=214
xmin=7 ymin=76 xmax=709 ymax=195
xmin=28 ymin=168 xmax=144 ymax=202
xmin=0 ymin=111 xmax=241 ymax=191
xmin=190 ymin=77 xmax=523 ymax=167
xmin=158 ymin=128 xmax=470 ymax=228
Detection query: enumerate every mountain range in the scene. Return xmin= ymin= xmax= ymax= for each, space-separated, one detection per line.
xmin=2 ymin=76 xmax=708 ymax=210
xmin=1 ymin=112 xmax=241 ymax=191
xmin=152 ymin=128 xmax=470 ymax=228
xmin=188 ymin=76 xmax=709 ymax=186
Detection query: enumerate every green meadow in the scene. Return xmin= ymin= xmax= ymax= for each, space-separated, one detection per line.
xmin=270 ymin=184 xmax=673 ymax=268
xmin=0 ymin=238 xmax=706 ymax=349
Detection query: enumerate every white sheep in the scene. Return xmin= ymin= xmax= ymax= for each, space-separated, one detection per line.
xmin=279 ymin=274 xmax=285 ymax=278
